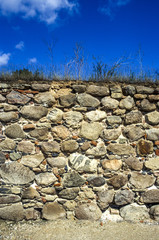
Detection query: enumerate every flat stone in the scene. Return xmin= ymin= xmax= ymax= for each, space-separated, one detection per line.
xmin=0 ymin=194 xmax=21 ymax=204
xmin=122 ymin=85 xmax=136 ymax=96
xmin=47 ymin=157 xmax=67 ymax=168
xmin=97 ymin=189 xmax=114 ymax=210
xmin=35 ymin=172 xmax=57 ymax=186
xmin=21 ymin=153 xmax=44 ymax=168
xmin=80 ymin=122 xmax=103 ymax=140
xmin=125 ymin=111 xmax=143 ymax=125
xmin=0 ymin=162 xmax=35 ymax=184
xmin=10 ymin=152 xmax=22 ymax=161
xmin=102 ymin=159 xmax=122 ymax=171
xmin=85 ymin=110 xmax=106 ymax=122
xmin=129 ymin=172 xmax=155 ymax=189
xmin=148 ymin=95 xmax=159 ymax=101
xmin=110 ymin=85 xmax=122 ymax=93
xmin=22 ymin=187 xmax=40 ymax=199
xmin=145 ymin=111 xmax=159 ymax=125
xmin=42 ymin=202 xmax=66 ymax=220
xmin=77 ymin=93 xmax=100 ymax=107
xmin=149 ymin=205 xmax=159 ymax=221
xmin=0 ymin=138 xmax=16 ymax=151
xmin=123 ymin=125 xmax=145 ymax=141
xmin=34 ymin=92 xmax=56 ymax=107
xmin=72 ymin=84 xmax=86 ymax=93
xmin=146 ymin=129 xmax=159 ymax=141
xmin=17 ymin=141 xmax=35 ymax=154
xmin=140 ymin=99 xmax=156 ymax=111
xmin=29 ymin=127 xmax=48 ymax=140
xmin=21 ymin=105 xmax=48 ymax=120
xmin=69 ymin=153 xmax=97 ymax=173
xmin=51 ymin=125 xmax=70 ymax=139
xmin=87 ymin=176 xmax=105 ymax=187
xmin=111 ymin=92 xmax=123 ymax=99
xmin=47 ymin=108 xmax=63 ymax=122
xmin=4 ymin=104 xmax=18 ymax=111
xmin=141 ymin=189 xmax=159 ymax=203
xmin=41 ymin=141 xmax=60 ymax=153
xmin=120 ymin=203 xmax=149 ymax=222
xmin=58 ymin=187 xmax=79 ymax=200
xmin=137 ymin=139 xmax=153 ymax=156
xmin=86 ymin=141 xmax=106 ymax=156
xmin=62 ymin=171 xmax=85 ymax=188
xmin=5 ymin=124 xmax=25 ymax=139
xmin=119 ymin=96 xmax=135 ymax=110
xmin=107 ymin=174 xmax=128 ymax=189
xmin=31 ymin=83 xmax=50 ymax=91
xmin=60 ymin=93 xmax=76 ymax=107
xmin=0 ymin=112 xmax=19 ymax=122
xmin=41 ymin=187 xmax=56 ymax=195
xmin=75 ymin=203 xmax=102 ymax=220
xmin=134 ymin=94 xmax=147 ymax=99
xmin=0 ymin=202 xmax=24 ymax=221
xmin=63 ymin=111 xmax=83 ymax=128
xmin=106 ymin=116 xmax=122 ymax=125
xmin=125 ymin=157 xmax=143 ymax=171
xmin=101 ymin=97 xmax=119 ymax=109
xmin=145 ymin=157 xmax=159 ymax=170
xmin=6 ymin=90 xmax=30 ymax=105
xmin=61 ymin=140 xmax=79 ymax=153
xmin=115 ymin=189 xmax=135 ymax=205
xmin=136 ymin=86 xmax=154 ymax=94
xmin=107 ymin=143 xmax=135 ymax=155
xmin=100 ymin=128 xmax=121 ymax=140
xmin=0 ymin=94 xmax=5 ymax=102
xmin=87 ymin=85 xmax=109 ymax=96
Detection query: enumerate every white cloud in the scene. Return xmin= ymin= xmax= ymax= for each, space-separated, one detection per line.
xmin=29 ymin=58 xmax=37 ymax=64
xmin=0 ymin=0 xmax=77 ymax=24
xmin=0 ymin=52 xmax=11 ymax=67
xmin=15 ymin=41 xmax=24 ymax=50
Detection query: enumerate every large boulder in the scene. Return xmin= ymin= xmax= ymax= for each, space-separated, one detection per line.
xmin=75 ymin=203 xmax=102 ymax=220
xmin=77 ymin=93 xmax=100 ymax=107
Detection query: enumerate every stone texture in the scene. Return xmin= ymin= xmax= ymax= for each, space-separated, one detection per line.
xmin=101 ymin=97 xmax=119 ymax=109
xmin=51 ymin=125 xmax=70 ymax=139
xmin=47 ymin=157 xmax=67 ymax=168
xmin=61 ymin=140 xmax=79 ymax=153
xmin=35 ymin=172 xmax=57 ymax=186
xmin=0 ymin=138 xmax=16 ymax=151
xmin=102 ymin=159 xmax=122 ymax=171
xmin=101 ymin=128 xmax=121 ymax=140
xmin=115 ymin=189 xmax=135 ymax=205
xmin=0 ymin=94 xmax=5 ymax=102
xmin=87 ymin=176 xmax=105 ymax=187
xmin=146 ymin=129 xmax=159 ymax=141
xmin=5 ymin=124 xmax=25 ymax=139
xmin=145 ymin=157 xmax=159 ymax=170
xmin=106 ymin=116 xmax=122 ymax=125
xmin=21 ymin=153 xmax=44 ymax=168
xmin=0 ymin=152 xmax=6 ymax=166
xmin=107 ymin=143 xmax=135 ymax=155
xmin=34 ymin=92 xmax=56 ymax=107
xmin=0 ymin=202 xmax=24 ymax=221
xmin=122 ymin=85 xmax=136 ymax=96
xmin=125 ymin=111 xmax=143 ymax=125
xmin=0 ymin=162 xmax=35 ymax=184
xmin=60 ymin=93 xmax=76 ymax=107
xmin=134 ymin=94 xmax=147 ymax=99
xmin=29 ymin=128 xmax=48 ymax=140
xmin=75 ymin=203 xmax=102 ymax=220
xmin=85 ymin=110 xmax=107 ymax=122
xmin=145 ymin=111 xmax=159 ymax=125
xmin=140 ymin=99 xmax=156 ymax=112
xmin=107 ymin=174 xmax=128 ymax=189
xmin=97 ymin=189 xmax=114 ymax=210
xmin=22 ymin=187 xmax=40 ymax=199
xmin=125 ymin=157 xmax=143 ymax=171
xmin=10 ymin=152 xmax=22 ymax=161
xmin=69 ymin=153 xmax=97 ymax=173
xmin=17 ymin=141 xmax=35 ymax=154
xmin=31 ymin=83 xmax=50 ymax=91
xmin=123 ymin=125 xmax=145 ymax=141
xmin=42 ymin=202 xmax=66 ymax=220
xmin=149 ymin=205 xmax=159 ymax=221
xmin=141 ymin=190 xmax=159 ymax=203
xmin=137 ymin=139 xmax=153 ymax=156
xmin=148 ymin=95 xmax=159 ymax=101
xmin=47 ymin=108 xmax=63 ymax=122
xmin=4 ymin=104 xmax=18 ymax=111
xmin=86 ymin=141 xmax=106 ymax=156
xmin=77 ymin=93 xmax=100 ymax=107
xmin=63 ymin=111 xmax=83 ymax=128
xmin=136 ymin=86 xmax=154 ymax=94
xmin=80 ymin=122 xmax=103 ymax=140
xmin=0 ymin=112 xmax=19 ymax=122
xmin=21 ymin=105 xmax=48 ymax=120
xmin=58 ymin=187 xmax=79 ymax=200
xmin=0 ymin=194 xmax=21 ymax=204
xmin=6 ymin=90 xmax=30 ymax=105
xmin=87 ymin=85 xmax=109 ymax=96
xmin=119 ymin=96 xmax=135 ymax=110
xmin=41 ymin=141 xmax=60 ymax=153
xmin=72 ymin=84 xmax=86 ymax=93
xmin=129 ymin=172 xmax=155 ymax=189
xmin=62 ymin=171 xmax=85 ymax=188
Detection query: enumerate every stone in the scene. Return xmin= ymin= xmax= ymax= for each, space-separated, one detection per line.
xmin=69 ymin=153 xmax=97 ymax=173
xmin=0 ymin=202 xmax=24 ymax=221
xmin=134 ymin=94 xmax=147 ymax=99
xmin=80 ymin=122 xmax=103 ymax=140
xmin=0 ymin=112 xmax=19 ymax=122
xmin=101 ymin=97 xmax=119 ymax=109
xmin=0 ymin=152 xmax=6 ymax=166
xmin=125 ymin=111 xmax=143 ymax=125
xmin=107 ymin=143 xmax=135 ymax=155
xmin=51 ymin=125 xmax=70 ymax=139
xmin=106 ymin=116 xmax=122 ymax=125
xmin=42 ymin=202 xmax=66 ymax=220
xmin=63 ymin=111 xmax=83 ymax=128
xmin=85 ymin=110 xmax=107 ymax=122
xmin=148 ymin=95 xmax=159 ymax=101
xmin=0 ymin=94 xmax=5 ymax=102
xmin=119 ymin=96 xmax=135 ymax=110
xmin=41 ymin=141 xmax=60 ymax=153
xmin=34 ymin=92 xmax=56 ymax=107
xmin=146 ymin=129 xmax=159 ymax=141
xmin=136 ymin=86 xmax=154 ymax=94
xmin=47 ymin=108 xmax=63 ymax=122
xmin=129 ymin=172 xmax=155 ymax=189
xmin=87 ymin=85 xmax=109 ymax=96
xmin=0 ymin=162 xmax=35 ymax=184
xmin=29 ymin=128 xmax=48 ymax=140
xmin=97 ymin=189 xmax=114 ymax=210
xmin=35 ymin=172 xmax=57 ymax=186
xmin=110 ymin=85 xmax=122 ymax=93
xmin=54 ymin=88 xmax=71 ymax=98
xmin=145 ymin=157 xmax=159 ymax=170
xmin=22 ymin=187 xmax=40 ymax=199
xmin=17 ymin=141 xmax=35 ymax=154
xmin=63 ymin=200 xmax=77 ymax=211
xmin=111 ymin=92 xmax=123 ymax=99
xmin=0 ymin=138 xmax=16 ymax=151
xmin=23 ymin=124 xmax=36 ymax=130
xmin=60 ymin=93 xmax=76 ymax=107
xmin=21 ymin=105 xmax=48 ymax=120
xmin=120 ymin=203 xmax=149 ymax=222
xmin=58 ymin=187 xmax=79 ymax=200
xmin=47 ymin=157 xmax=67 ymax=168
xmin=5 ymin=124 xmax=25 ymax=139
xmin=125 ymin=157 xmax=143 ymax=171
xmin=122 ymin=125 xmax=145 ymax=141
xmin=107 ymin=174 xmax=128 ymax=189
xmin=149 ymin=205 xmax=159 ymax=221
xmin=10 ymin=152 xmax=22 ymax=161
xmin=77 ymin=93 xmax=100 ymax=107
xmin=141 ymin=190 xmax=159 ymax=203
xmin=122 ymin=85 xmax=136 ymax=96
xmin=72 ymin=84 xmax=86 ymax=93
xmin=62 ymin=171 xmax=85 ymax=188
xmin=140 ymin=99 xmax=156 ymax=112
xmin=145 ymin=111 xmax=159 ymax=125
xmin=41 ymin=187 xmax=56 ymax=195
xmin=112 ymin=108 xmax=126 ymax=115
xmin=25 ymin=208 xmax=40 ymax=220
xmin=31 ymin=83 xmax=50 ymax=91
xmin=87 ymin=176 xmax=105 ymax=187
xmin=6 ymin=90 xmax=30 ymax=105
xmin=115 ymin=189 xmax=135 ymax=206
xmin=101 ymin=128 xmax=121 ymax=140
xmin=61 ymin=140 xmax=79 ymax=153
xmin=21 ymin=153 xmax=44 ymax=168
xmin=137 ymin=139 xmax=153 ymax=156
xmin=4 ymin=104 xmax=18 ymax=111
xmin=75 ymin=203 xmax=102 ymax=220
xmin=86 ymin=141 xmax=106 ymax=156
xmin=0 ymin=194 xmax=21 ymax=204
xmin=102 ymin=159 xmax=122 ymax=171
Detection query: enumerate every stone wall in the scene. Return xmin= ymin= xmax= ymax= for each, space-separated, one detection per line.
xmin=0 ymin=80 xmax=159 ymax=222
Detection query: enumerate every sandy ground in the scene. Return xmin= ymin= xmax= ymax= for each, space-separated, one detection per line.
xmin=0 ymin=219 xmax=159 ymax=240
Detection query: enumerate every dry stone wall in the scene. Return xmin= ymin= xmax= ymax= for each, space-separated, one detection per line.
xmin=0 ymin=80 xmax=159 ymax=222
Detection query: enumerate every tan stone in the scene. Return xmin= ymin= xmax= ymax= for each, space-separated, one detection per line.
xmin=51 ymin=125 xmax=70 ymax=140
xmin=102 ymin=159 xmax=122 ymax=171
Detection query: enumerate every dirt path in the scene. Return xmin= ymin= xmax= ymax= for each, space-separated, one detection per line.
xmin=0 ymin=220 xmax=159 ymax=240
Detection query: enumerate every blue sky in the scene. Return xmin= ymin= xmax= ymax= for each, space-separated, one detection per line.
xmin=0 ymin=0 xmax=159 ymax=76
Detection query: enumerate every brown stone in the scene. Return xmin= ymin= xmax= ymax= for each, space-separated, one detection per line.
xmin=41 ymin=141 xmax=60 ymax=153
xmin=148 ymin=95 xmax=159 ymax=101
xmin=51 ymin=125 xmax=70 ymax=140
xmin=23 ymin=124 xmax=35 ymax=130
xmin=107 ymin=174 xmax=128 ymax=189
xmin=102 ymin=159 xmax=122 ymax=171
xmin=29 ymin=128 xmax=48 ymax=140
xmin=61 ymin=140 xmax=79 ymax=153
xmin=125 ymin=157 xmax=143 ymax=171
xmin=6 ymin=90 xmax=30 ymax=105
xmin=17 ymin=141 xmax=35 ymax=154
xmin=75 ymin=203 xmax=102 ymax=220
xmin=129 ymin=172 xmax=155 ymax=189
xmin=60 ymin=93 xmax=76 ymax=107
xmin=42 ymin=202 xmax=66 ymax=220
xmin=141 ymin=189 xmax=159 ymax=203
xmin=137 ymin=139 xmax=153 ymax=156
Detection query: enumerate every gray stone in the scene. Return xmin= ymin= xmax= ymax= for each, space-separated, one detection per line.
xmin=41 ymin=141 xmax=60 ymax=153
xmin=42 ymin=202 xmax=66 ymax=220
xmin=149 ymin=205 xmax=159 ymax=221
xmin=0 ymin=202 xmax=24 ymax=221
xmin=141 ymin=190 xmax=159 ymax=203
xmin=10 ymin=152 xmax=22 ymax=161
xmin=122 ymin=85 xmax=136 ymax=96
xmin=0 ymin=152 xmax=6 ymax=165
xmin=119 ymin=96 xmax=135 ymax=110
xmin=47 ymin=108 xmax=63 ymax=122
xmin=51 ymin=125 xmax=70 ymax=139
xmin=0 ymin=94 xmax=6 ymax=102
xmin=60 ymin=93 xmax=76 ymax=107
xmin=122 ymin=125 xmax=145 ymax=141
xmin=115 ymin=189 xmax=135 ymax=205
xmin=107 ymin=174 xmax=128 ymax=189
xmin=61 ymin=140 xmax=79 ymax=153
xmin=146 ymin=129 xmax=159 ymax=141
xmin=17 ymin=141 xmax=35 ymax=154
xmin=69 ymin=153 xmax=97 ymax=173
xmin=35 ymin=172 xmax=57 ymax=186
xmin=125 ymin=111 xmax=143 ymax=125
xmin=72 ymin=84 xmax=86 ymax=93
xmin=136 ymin=86 xmax=154 ymax=94
xmin=63 ymin=111 xmax=83 ymax=128
xmin=100 ymin=128 xmax=121 ymax=140
xmin=110 ymin=85 xmax=122 ymax=93
xmin=0 ymin=138 xmax=16 ymax=151
xmin=137 ymin=139 xmax=153 ymax=156
xmin=97 ymin=189 xmax=114 ymax=210
xmin=0 ymin=112 xmax=19 ymax=122
xmin=140 ymin=99 xmax=156 ymax=112
xmin=22 ymin=187 xmax=40 ymax=199
xmin=85 ymin=110 xmax=107 ymax=122
xmin=106 ymin=116 xmax=122 ymax=125
xmin=0 ymin=162 xmax=35 ymax=184
xmin=145 ymin=111 xmax=159 ymax=125
xmin=80 ymin=122 xmax=103 ymax=140
xmin=129 ymin=172 xmax=155 ymax=189
xmin=47 ymin=157 xmax=67 ymax=168
xmin=31 ymin=83 xmax=50 ymax=91
xmin=59 ymin=187 xmax=79 ymax=200
xmin=77 ymin=93 xmax=100 ymax=107
xmin=101 ymin=97 xmax=119 ymax=109
xmin=86 ymin=141 xmax=107 ymax=156
xmin=6 ymin=90 xmax=30 ymax=105
xmin=62 ymin=171 xmax=85 ymax=188
xmin=145 ymin=157 xmax=159 ymax=170
xmin=34 ymin=92 xmax=56 ymax=107
xmin=5 ymin=124 xmax=25 ymax=139
xmin=87 ymin=85 xmax=109 ymax=96
xmin=87 ymin=176 xmax=105 ymax=187
xmin=120 ymin=203 xmax=149 ymax=222
xmin=21 ymin=153 xmax=44 ymax=168
xmin=125 ymin=157 xmax=143 ymax=171
xmin=0 ymin=194 xmax=21 ymax=204
xmin=29 ymin=128 xmax=48 ymax=140
xmin=107 ymin=143 xmax=135 ymax=155
xmin=21 ymin=105 xmax=48 ymax=120
xmin=102 ymin=159 xmax=122 ymax=171
xmin=4 ymin=104 xmax=18 ymax=111
xmin=75 ymin=203 xmax=102 ymax=220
